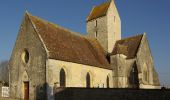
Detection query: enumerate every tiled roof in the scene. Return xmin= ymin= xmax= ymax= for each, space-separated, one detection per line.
xmin=26 ymin=13 xmax=111 ymax=69
xmin=87 ymin=1 xmax=111 ymax=21
xmin=112 ymin=34 xmax=143 ymax=59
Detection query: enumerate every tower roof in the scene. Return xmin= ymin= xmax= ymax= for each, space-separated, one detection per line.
xmin=87 ymin=1 xmax=111 ymax=21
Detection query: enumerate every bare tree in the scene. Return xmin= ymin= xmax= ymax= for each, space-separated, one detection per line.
xmin=0 ymin=60 xmax=9 ymax=84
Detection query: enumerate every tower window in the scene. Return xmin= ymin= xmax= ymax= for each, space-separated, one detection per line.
xmin=95 ymin=20 xmax=98 ymax=27
xmin=95 ymin=20 xmax=98 ymax=38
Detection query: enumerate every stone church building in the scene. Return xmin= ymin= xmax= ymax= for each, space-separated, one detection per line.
xmin=9 ymin=0 xmax=160 ymax=100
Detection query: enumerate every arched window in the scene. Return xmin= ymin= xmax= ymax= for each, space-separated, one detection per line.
xmin=86 ymin=73 xmax=91 ymax=88
xmin=60 ymin=68 xmax=66 ymax=87
xmin=129 ymin=63 xmax=139 ymax=88
xmin=106 ymin=76 xmax=110 ymax=88
xmin=143 ymin=70 xmax=148 ymax=82
xmin=143 ymin=63 xmax=149 ymax=83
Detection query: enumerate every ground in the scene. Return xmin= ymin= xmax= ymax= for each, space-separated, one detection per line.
xmin=0 ymin=97 xmax=18 ymax=100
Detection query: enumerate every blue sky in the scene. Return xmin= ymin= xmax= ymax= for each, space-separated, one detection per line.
xmin=0 ymin=0 xmax=170 ymax=86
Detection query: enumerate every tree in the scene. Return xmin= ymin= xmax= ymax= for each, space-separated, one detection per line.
xmin=0 ymin=60 xmax=9 ymax=84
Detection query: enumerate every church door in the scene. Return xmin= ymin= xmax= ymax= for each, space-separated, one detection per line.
xmin=24 ymin=82 xmax=29 ymax=100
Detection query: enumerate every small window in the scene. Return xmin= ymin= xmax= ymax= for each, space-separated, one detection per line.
xmin=94 ymin=20 xmax=98 ymax=38
xmin=95 ymin=20 xmax=98 ymax=27
xmin=60 ymin=68 xmax=66 ymax=87
xmin=106 ymin=76 xmax=110 ymax=88
xmin=21 ymin=49 xmax=29 ymax=64
xmin=86 ymin=73 xmax=91 ymax=88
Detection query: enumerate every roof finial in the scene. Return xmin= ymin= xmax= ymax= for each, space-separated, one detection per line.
xmin=110 ymin=0 xmax=115 ymax=3
xmin=25 ymin=10 xmax=30 ymax=15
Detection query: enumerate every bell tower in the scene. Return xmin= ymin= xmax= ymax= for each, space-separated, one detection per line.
xmin=86 ymin=0 xmax=121 ymax=53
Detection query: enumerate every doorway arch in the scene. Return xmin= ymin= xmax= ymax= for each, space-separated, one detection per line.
xmin=22 ymin=71 xmax=29 ymax=100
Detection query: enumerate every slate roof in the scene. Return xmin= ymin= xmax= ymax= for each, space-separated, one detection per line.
xmin=112 ymin=34 xmax=143 ymax=59
xmin=87 ymin=1 xmax=111 ymax=21
xmin=26 ymin=13 xmax=111 ymax=69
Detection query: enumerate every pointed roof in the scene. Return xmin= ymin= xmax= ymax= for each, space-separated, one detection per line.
xmin=87 ymin=1 xmax=111 ymax=21
xmin=112 ymin=34 xmax=144 ymax=59
xmin=25 ymin=12 xmax=111 ymax=69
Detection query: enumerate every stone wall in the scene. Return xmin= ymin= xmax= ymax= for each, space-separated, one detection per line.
xmin=86 ymin=17 xmax=108 ymax=53
xmin=107 ymin=0 xmax=121 ymax=53
xmin=111 ymin=54 xmax=127 ymax=88
xmin=136 ymin=34 xmax=160 ymax=88
xmin=54 ymin=88 xmax=170 ymax=100
xmin=9 ymin=13 xmax=47 ymax=100
xmin=46 ymin=59 xmax=113 ymax=100
xmin=111 ymin=54 xmax=136 ymax=88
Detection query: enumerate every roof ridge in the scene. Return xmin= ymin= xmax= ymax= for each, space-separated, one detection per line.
xmin=27 ymin=12 xmax=84 ymax=38
xmin=117 ymin=34 xmax=144 ymax=42
xmin=25 ymin=11 xmax=50 ymax=57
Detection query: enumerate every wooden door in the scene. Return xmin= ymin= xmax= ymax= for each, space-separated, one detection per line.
xmin=24 ymin=82 xmax=29 ymax=100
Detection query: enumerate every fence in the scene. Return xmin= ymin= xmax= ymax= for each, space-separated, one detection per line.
xmin=2 ymin=86 xmax=9 ymax=97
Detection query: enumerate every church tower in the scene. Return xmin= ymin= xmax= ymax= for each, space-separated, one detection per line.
xmin=86 ymin=0 xmax=121 ymax=53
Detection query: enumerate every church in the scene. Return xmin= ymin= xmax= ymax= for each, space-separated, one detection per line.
xmin=9 ymin=0 xmax=160 ymax=100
